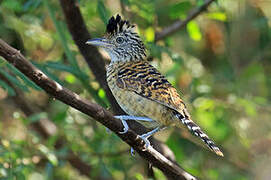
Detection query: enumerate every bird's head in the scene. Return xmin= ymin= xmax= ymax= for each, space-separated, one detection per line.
xmin=86 ymin=14 xmax=146 ymax=63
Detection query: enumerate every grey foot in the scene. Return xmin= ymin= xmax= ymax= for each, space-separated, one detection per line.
xmin=130 ymin=127 xmax=165 ymax=156
xmin=114 ymin=115 xmax=154 ymax=134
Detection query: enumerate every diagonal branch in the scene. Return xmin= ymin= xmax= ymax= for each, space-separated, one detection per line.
xmin=0 ymin=39 xmax=197 ymax=180
xmin=155 ymin=0 xmax=216 ymax=41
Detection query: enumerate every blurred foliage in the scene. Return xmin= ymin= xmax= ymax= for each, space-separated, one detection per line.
xmin=0 ymin=0 xmax=271 ymax=179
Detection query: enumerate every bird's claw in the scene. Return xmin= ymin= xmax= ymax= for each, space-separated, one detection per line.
xmin=129 ymin=135 xmax=150 ymax=156
xmin=139 ymin=135 xmax=150 ymax=151
xmin=119 ymin=119 xmax=129 ymax=134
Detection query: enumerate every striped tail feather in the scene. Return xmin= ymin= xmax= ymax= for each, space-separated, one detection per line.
xmin=174 ymin=112 xmax=224 ymax=157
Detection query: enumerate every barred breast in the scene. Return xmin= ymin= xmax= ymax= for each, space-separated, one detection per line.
xmin=106 ymin=62 xmax=174 ymax=128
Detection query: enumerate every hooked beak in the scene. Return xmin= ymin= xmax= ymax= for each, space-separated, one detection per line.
xmin=86 ymin=38 xmax=111 ymax=48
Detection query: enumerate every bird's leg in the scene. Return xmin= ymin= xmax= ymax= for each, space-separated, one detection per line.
xmin=130 ymin=126 xmax=166 ymax=155
xmin=139 ymin=126 xmax=166 ymax=149
xmin=114 ymin=115 xmax=154 ymax=134
xmin=114 ymin=115 xmax=165 ymax=156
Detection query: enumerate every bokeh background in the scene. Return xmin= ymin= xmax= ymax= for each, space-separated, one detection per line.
xmin=0 ymin=0 xmax=271 ymax=179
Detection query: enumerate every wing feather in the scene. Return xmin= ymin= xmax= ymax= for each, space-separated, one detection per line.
xmin=116 ymin=61 xmax=187 ymax=115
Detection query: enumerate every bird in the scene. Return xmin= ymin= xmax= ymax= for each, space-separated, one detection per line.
xmin=86 ymin=14 xmax=223 ymax=157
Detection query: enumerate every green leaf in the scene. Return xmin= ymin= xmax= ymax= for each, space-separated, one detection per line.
xmin=38 ymin=144 xmax=58 ymax=166
xmin=98 ymin=88 xmax=106 ymax=99
xmin=207 ymin=12 xmax=227 ymax=21
xmin=28 ymin=112 xmax=48 ymax=123
xmin=169 ymin=1 xmax=191 ymax=19
xmin=120 ymin=0 xmax=130 ymax=5
xmin=1 ymin=0 xmax=23 ymax=12
xmin=97 ymin=1 xmax=109 ymax=25
xmin=32 ymin=61 xmax=63 ymax=85
xmin=237 ymin=98 xmax=257 ymax=117
xmin=23 ymin=0 xmax=42 ymax=11
xmin=15 ymin=172 xmax=26 ymax=180
xmin=65 ymin=74 xmax=76 ymax=84
xmin=187 ymin=21 xmax=202 ymax=41
xmin=6 ymin=63 xmax=42 ymax=91
xmin=0 ymin=80 xmax=16 ymax=96
xmin=45 ymin=61 xmax=88 ymax=80
xmin=45 ymin=62 xmax=74 ymax=73
xmin=0 ymin=69 xmax=29 ymax=92
xmin=153 ymin=168 xmax=167 ymax=180
xmin=145 ymin=27 xmax=155 ymax=42
xmin=44 ymin=0 xmax=80 ymax=70
xmin=134 ymin=173 xmax=144 ymax=180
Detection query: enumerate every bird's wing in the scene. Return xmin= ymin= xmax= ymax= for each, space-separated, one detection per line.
xmin=116 ymin=61 xmax=187 ymax=115
xmin=116 ymin=61 xmax=224 ymax=157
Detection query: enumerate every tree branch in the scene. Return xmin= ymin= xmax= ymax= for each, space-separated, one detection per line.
xmin=155 ymin=0 xmax=216 ymax=41
xmin=0 ymin=39 xmax=197 ymax=180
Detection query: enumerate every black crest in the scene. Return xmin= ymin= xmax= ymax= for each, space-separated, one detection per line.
xmin=106 ymin=14 xmax=134 ymax=34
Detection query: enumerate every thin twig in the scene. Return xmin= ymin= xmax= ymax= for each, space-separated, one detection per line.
xmin=0 ymin=39 xmax=197 ymax=180
xmin=155 ymin=0 xmax=216 ymax=41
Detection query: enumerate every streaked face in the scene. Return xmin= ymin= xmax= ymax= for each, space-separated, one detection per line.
xmin=86 ymin=15 xmax=146 ymax=62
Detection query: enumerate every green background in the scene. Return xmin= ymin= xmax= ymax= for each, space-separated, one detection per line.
xmin=0 ymin=0 xmax=270 ymax=179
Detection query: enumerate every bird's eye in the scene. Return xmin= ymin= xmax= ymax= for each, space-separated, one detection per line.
xmin=116 ymin=37 xmax=124 ymax=44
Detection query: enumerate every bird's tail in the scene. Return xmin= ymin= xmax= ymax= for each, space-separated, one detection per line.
xmin=174 ymin=111 xmax=224 ymax=157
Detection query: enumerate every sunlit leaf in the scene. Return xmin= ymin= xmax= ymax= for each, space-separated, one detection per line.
xmin=134 ymin=173 xmax=144 ymax=180
xmin=38 ymin=144 xmax=58 ymax=166
xmin=98 ymin=88 xmax=106 ymax=99
xmin=145 ymin=27 xmax=155 ymax=42
xmin=153 ymin=168 xmax=166 ymax=180
xmin=65 ymin=74 xmax=76 ymax=84
xmin=187 ymin=21 xmax=202 ymax=41
xmin=207 ymin=12 xmax=227 ymax=21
